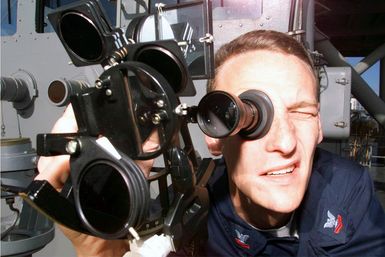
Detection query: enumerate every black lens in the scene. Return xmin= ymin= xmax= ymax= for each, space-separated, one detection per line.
xmin=60 ymin=12 xmax=103 ymax=61
xmin=135 ymin=47 xmax=184 ymax=94
xmin=78 ymin=162 xmax=130 ymax=234
xmin=48 ymin=80 xmax=66 ymax=104
xmin=198 ymin=93 xmax=239 ymax=137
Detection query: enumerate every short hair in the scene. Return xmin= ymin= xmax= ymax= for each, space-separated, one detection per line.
xmin=208 ymin=30 xmax=317 ymax=96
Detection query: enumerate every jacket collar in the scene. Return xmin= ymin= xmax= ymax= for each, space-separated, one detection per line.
xmin=209 ymin=159 xmax=267 ymax=255
xmin=298 ymin=148 xmax=350 ymax=248
xmin=209 ymin=148 xmax=351 ymax=256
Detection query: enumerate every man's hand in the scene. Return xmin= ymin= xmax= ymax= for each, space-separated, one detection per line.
xmin=35 ymin=105 xmax=131 ymax=257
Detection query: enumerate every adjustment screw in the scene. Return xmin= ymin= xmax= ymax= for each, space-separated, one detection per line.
xmin=66 ymin=140 xmax=80 ymax=155
xmin=152 ymin=114 xmax=162 ymax=125
xmin=152 ymin=111 xmax=168 ymax=125
xmin=156 ymin=99 xmax=165 ymax=108
xmin=95 ymin=77 xmax=111 ymax=89
xmin=106 ymin=89 xmax=112 ymax=96
xmin=95 ymin=79 xmax=103 ymax=89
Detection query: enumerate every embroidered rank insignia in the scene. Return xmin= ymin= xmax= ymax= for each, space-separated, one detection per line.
xmin=234 ymin=229 xmax=250 ymax=249
xmin=323 ymin=210 xmax=343 ymax=234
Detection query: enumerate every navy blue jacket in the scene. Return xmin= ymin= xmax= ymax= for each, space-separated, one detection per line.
xmin=189 ymin=148 xmax=385 ymax=256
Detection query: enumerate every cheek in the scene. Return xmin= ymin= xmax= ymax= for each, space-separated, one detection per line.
xmin=294 ymin=120 xmax=321 ymax=146
xmin=222 ymin=137 xmax=249 ymax=170
xmin=222 ymin=137 xmax=238 ymax=157
xmin=222 ymin=139 xmax=261 ymax=186
xmin=294 ymin=122 xmax=318 ymax=184
xmin=223 ymin=139 xmax=246 ymax=183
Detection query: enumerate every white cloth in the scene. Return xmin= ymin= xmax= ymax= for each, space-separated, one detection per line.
xmin=123 ymin=234 xmax=174 ymax=257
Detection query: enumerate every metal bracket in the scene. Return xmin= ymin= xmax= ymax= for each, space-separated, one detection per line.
xmin=199 ymin=33 xmax=214 ymax=44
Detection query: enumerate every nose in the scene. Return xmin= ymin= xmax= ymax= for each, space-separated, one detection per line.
xmin=265 ymin=114 xmax=297 ymax=155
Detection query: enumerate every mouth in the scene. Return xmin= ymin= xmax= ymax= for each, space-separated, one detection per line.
xmin=260 ymin=158 xmax=300 ymax=177
xmin=265 ymin=166 xmax=295 ymax=176
xmin=258 ymin=161 xmax=301 ymax=186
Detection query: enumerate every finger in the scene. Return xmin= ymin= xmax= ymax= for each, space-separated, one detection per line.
xmin=136 ymin=159 xmax=154 ymax=178
xmin=35 ymin=155 xmax=70 ymax=190
xmin=136 ymin=129 xmax=161 ymax=177
xmin=51 ymin=104 xmax=78 ymax=133
xmin=60 ymin=224 xmax=130 ymax=257
xmin=142 ymin=129 xmax=161 ymax=152
xmin=35 ymin=104 xmax=78 ymax=190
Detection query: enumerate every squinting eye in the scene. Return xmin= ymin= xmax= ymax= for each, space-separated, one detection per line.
xmin=289 ymin=111 xmax=317 ymax=120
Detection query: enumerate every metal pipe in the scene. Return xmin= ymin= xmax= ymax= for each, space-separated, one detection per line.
xmin=354 ymin=42 xmax=385 ymax=75
xmin=0 ymin=77 xmax=29 ymax=105
xmin=380 ymin=58 xmax=385 ymax=101
xmin=315 ymin=38 xmax=385 ymax=128
xmin=35 ymin=0 xmax=45 ymax=33
xmin=48 ymin=79 xmax=89 ymax=107
xmin=116 ymin=0 xmax=122 ymax=28
xmin=305 ymin=0 xmax=315 ymax=51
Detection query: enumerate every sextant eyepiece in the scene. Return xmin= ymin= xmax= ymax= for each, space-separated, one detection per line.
xmin=197 ymin=90 xmax=274 ymax=139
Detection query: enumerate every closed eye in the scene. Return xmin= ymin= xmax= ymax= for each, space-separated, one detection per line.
xmin=289 ymin=111 xmax=318 ymax=120
xmin=287 ymin=101 xmax=319 ymax=120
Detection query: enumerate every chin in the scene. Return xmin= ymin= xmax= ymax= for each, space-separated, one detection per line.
xmin=272 ymin=203 xmax=299 ymax=214
xmin=264 ymin=195 xmax=303 ymax=214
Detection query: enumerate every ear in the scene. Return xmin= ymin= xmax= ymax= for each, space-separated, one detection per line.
xmin=205 ymin=135 xmax=223 ymax=156
xmin=317 ymin=112 xmax=323 ymax=144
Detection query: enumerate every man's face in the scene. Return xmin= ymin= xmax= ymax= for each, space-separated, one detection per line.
xmin=209 ymin=50 xmax=323 ymax=215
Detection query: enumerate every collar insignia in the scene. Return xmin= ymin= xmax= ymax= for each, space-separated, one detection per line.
xmin=323 ymin=210 xmax=343 ymax=234
xmin=234 ymin=229 xmax=250 ymax=249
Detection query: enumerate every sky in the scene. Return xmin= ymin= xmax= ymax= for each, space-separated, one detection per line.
xmin=347 ymin=57 xmax=380 ymax=95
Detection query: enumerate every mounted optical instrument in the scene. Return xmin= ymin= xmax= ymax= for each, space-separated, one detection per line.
xmin=19 ymin=0 xmax=274 ymax=251
xmin=21 ymin=0 xmax=211 ymax=250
